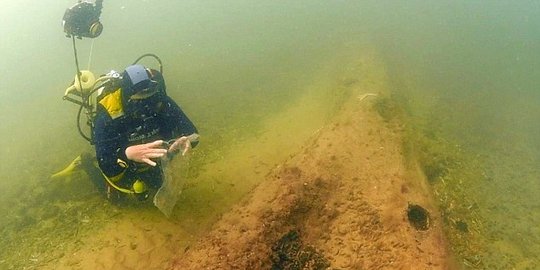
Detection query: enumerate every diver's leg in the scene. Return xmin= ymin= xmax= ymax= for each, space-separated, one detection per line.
xmin=79 ymin=152 xmax=108 ymax=193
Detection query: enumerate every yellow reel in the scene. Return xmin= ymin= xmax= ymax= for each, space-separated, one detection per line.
xmin=64 ymin=70 xmax=96 ymax=96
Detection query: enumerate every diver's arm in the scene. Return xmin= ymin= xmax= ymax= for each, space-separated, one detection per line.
xmin=94 ymin=114 xmax=167 ymax=170
xmin=168 ymin=134 xmax=199 ymax=156
xmin=161 ymin=96 xmax=199 ymax=155
xmin=125 ymin=140 xmax=167 ymax=166
xmin=162 ymin=96 xmax=199 ymax=139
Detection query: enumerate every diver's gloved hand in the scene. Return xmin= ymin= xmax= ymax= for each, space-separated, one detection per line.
xmin=125 ymin=140 xmax=168 ymax=166
xmin=168 ymin=136 xmax=192 ymax=156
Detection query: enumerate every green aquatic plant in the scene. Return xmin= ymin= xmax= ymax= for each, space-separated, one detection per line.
xmin=414 ymin=134 xmax=454 ymax=183
xmin=408 ymin=124 xmax=489 ymax=268
xmin=0 ymin=171 xmax=121 ymax=269
xmin=374 ymin=93 xmax=491 ymax=269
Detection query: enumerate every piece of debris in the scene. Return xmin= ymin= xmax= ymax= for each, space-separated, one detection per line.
xmin=407 ymin=204 xmax=430 ymax=231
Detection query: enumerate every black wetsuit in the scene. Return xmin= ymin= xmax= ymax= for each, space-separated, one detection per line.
xmin=93 ymin=78 xmax=198 ymax=192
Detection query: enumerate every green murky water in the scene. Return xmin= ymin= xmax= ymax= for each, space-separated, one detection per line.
xmin=1 ymin=1 xmax=539 ymax=269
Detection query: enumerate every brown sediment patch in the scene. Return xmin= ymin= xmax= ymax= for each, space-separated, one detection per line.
xmin=168 ymin=53 xmax=454 ymax=269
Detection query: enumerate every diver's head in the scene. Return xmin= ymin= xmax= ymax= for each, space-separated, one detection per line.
xmin=122 ymin=65 xmax=160 ymax=100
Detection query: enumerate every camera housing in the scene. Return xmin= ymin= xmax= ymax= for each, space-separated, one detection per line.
xmin=62 ymin=1 xmax=103 ymax=39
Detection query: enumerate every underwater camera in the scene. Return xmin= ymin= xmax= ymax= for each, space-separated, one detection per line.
xmin=62 ymin=0 xmax=104 ymax=39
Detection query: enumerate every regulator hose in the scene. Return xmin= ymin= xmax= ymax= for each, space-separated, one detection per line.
xmin=132 ymin=53 xmax=163 ymax=74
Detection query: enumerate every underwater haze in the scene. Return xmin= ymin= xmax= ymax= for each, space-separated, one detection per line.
xmin=0 ymin=0 xmax=539 ymax=269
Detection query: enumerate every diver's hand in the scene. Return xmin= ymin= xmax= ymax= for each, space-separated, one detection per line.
xmin=125 ymin=140 xmax=168 ymax=166
xmin=168 ymin=136 xmax=192 ymax=156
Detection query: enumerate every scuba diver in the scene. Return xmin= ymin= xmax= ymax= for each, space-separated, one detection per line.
xmin=93 ymin=64 xmax=199 ymax=202
xmin=56 ymin=1 xmax=199 ymax=207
